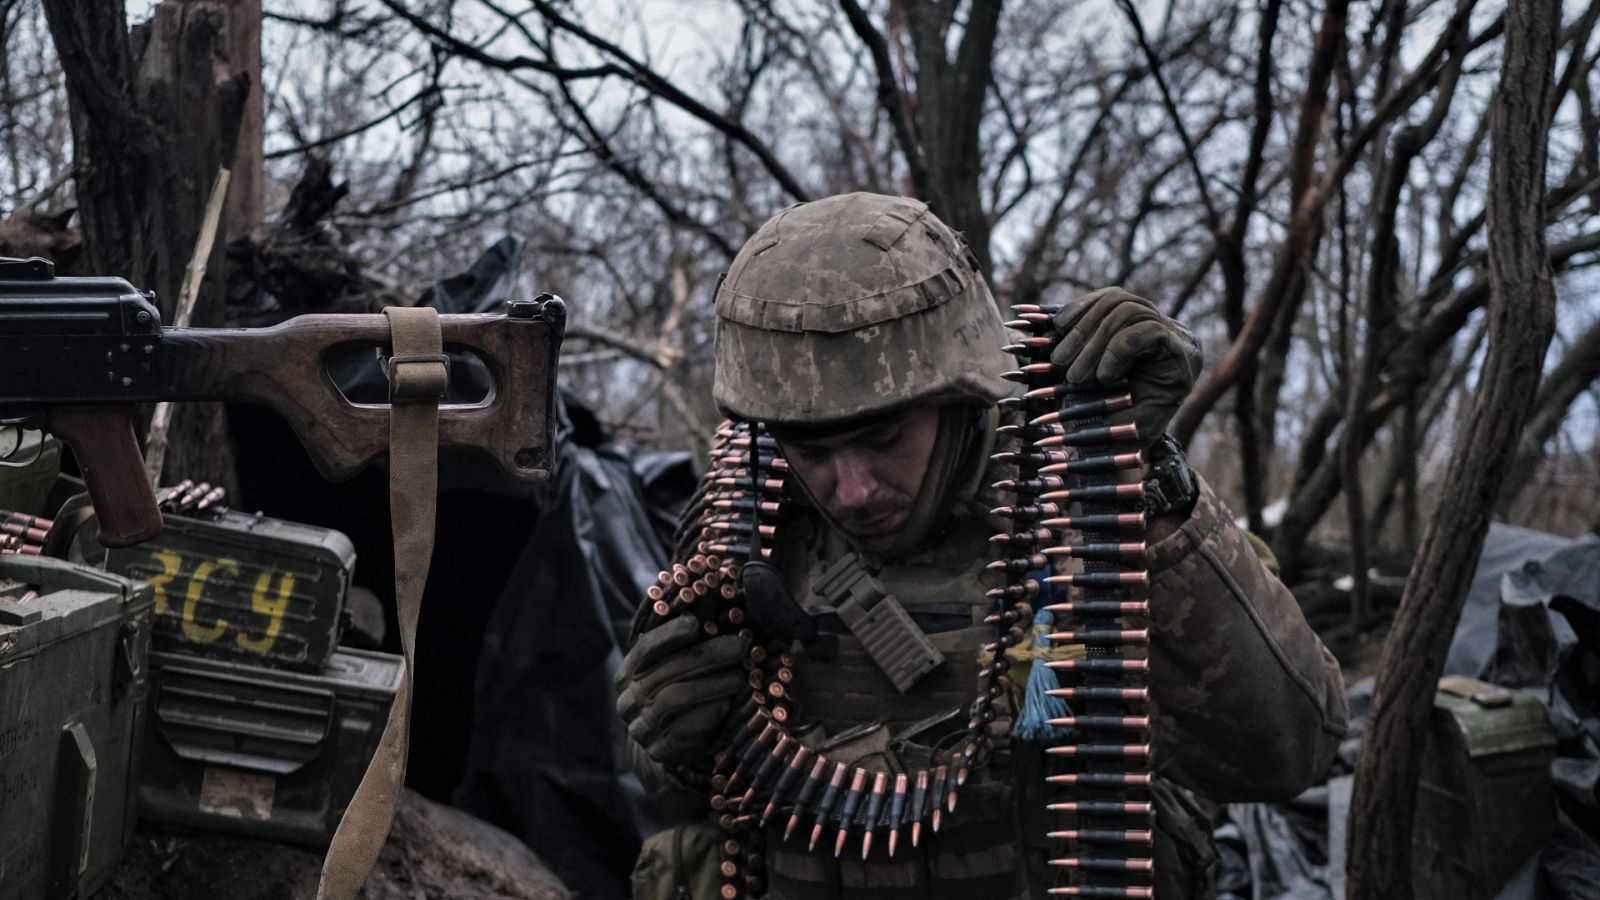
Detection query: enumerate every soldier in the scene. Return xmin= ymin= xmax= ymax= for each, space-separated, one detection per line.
xmin=618 ymin=192 xmax=1347 ymax=898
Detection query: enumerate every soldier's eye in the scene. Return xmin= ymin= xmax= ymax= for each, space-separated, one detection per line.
xmin=863 ymin=428 xmax=901 ymax=451
xmin=787 ymin=445 xmax=828 ymax=465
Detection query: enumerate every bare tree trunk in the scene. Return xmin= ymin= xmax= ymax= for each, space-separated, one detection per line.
xmin=1342 ymin=27 xmax=1465 ymax=630
xmin=1169 ymin=0 xmax=1350 ymax=445
xmin=1346 ymin=1 xmax=1560 ymax=895
xmin=896 ymin=0 xmax=1002 ymax=277
xmin=1229 ymin=0 xmax=1284 ymax=531
xmin=219 ymin=0 xmax=261 ymax=241
xmin=41 ymin=0 xmax=249 ymax=493
xmin=1369 ymin=329 xmax=1480 ymax=547
xmin=41 ymin=1 xmax=161 ymax=283
xmin=137 ymin=2 xmax=251 ymax=492
xmin=1399 ymin=389 xmax=1420 ymax=551
xmin=1268 ymin=216 xmax=1600 ymax=579
xmin=1273 ymin=390 xmax=1399 ymax=583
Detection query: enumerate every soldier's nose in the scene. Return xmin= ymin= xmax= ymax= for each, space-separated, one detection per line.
xmin=832 ymin=452 xmax=878 ymax=510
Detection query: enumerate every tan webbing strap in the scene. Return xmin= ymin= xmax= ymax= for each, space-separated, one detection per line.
xmin=316 ymin=306 xmax=447 ymax=899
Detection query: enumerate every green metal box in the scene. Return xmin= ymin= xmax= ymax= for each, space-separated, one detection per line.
xmin=0 ymin=554 xmax=152 ymax=900
xmin=137 ymin=646 xmax=403 ymax=846
xmin=1412 ymin=676 xmax=1557 ymax=900
xmin=98 ymin=508 xmax=355 ymax=672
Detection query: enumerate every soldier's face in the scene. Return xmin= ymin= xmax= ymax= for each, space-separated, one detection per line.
xmin=776 ymin=406 xmax=941 ymax=552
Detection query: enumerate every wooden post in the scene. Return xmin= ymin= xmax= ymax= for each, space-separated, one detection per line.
xmin=218 ymin=0 xmax=262 ymax=242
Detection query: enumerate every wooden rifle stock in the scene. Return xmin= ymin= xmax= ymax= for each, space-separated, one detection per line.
xmin=156 ymin=305 xmax=565 ymax=482
xmin=0 ymin=257 xmax=565 ymax=548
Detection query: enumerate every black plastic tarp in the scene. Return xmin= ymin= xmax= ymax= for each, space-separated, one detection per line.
xmin=1445 ymin=523 xmax=1577 ymax=680
xmin=1478 ymin=533 xmax=1600 ymax=900
xmin=451 ymin=393 xmax=695 ymax=900
xmin=1220 ymin=523 xmax=1600 ymax=900
xmin=1218 ymin=794 xmax=1332 ymax=900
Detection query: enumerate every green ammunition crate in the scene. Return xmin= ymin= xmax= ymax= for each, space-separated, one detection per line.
xmin=98 ymin=508 xmax=355 ymax=672
xmin=0 ymin=554 xmax=152 ymax=900
xmin=137 ymin=646 xmax=403 ymax=846
xmin=1412 ymin=676 xmax=1557 ymax=900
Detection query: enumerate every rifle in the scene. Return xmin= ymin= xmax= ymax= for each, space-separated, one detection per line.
xmin=0 ymin=255 xmax=565 ymax=546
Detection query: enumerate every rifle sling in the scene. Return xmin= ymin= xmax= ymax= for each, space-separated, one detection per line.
xmin=317 ymin=306 xmax=446 ymax=899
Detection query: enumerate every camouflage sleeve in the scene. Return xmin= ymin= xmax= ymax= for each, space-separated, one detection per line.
xmin=1144 ymin=475 xmax=1348 ymax=801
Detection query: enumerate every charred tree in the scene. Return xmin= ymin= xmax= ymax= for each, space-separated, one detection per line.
xmin=219 ymin=0 xmax=262 ymax=244
xmin=40 ymin=0 xmax=251 ymax=491
xmin=225 ymin=156 xmax=404 ymax=324
xmin=1345 ymin=1 xmax=1560 ymax=896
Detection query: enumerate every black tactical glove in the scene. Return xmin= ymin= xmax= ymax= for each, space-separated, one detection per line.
xmin=616 ymin=615 xmax=749 ymax=767
xmin=1049 ymin=287 xmax=1203 ymax=448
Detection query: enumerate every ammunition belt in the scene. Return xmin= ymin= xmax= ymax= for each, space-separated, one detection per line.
xmin=153 ymin=478 xmax=227 ymax=515
xmin=995 ymin=305 xmax=1155 ymax=898
xmin=644 ymin=420 xmax=796 ymax=899
xmin=641 ymin=321 xmax=1155 ymax=897
xmin=0 ymin=479 xmax=226 ymax=558
xmin=645 ymin=421 xmax=972 ymax=899
xmin=0 ymin=508 xmax=50 ymax=556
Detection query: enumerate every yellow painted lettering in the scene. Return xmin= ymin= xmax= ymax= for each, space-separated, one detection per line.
xmin=147 ymin=549 xmax=183 ymax=616
xmin=237 ymin=571 xmax=294 ymax=654
xmin=181 ymin=558 xmax=236 ymax=643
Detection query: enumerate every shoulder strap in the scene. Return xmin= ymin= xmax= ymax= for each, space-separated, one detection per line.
xmin=316 ymin=305 xmax=446 ymax=898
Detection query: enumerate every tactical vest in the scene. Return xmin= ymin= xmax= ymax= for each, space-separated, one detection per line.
xmin=756 ymin=495 xmax=1216 ymax=900
xmin=760 ymin=498 xmax=1033 ymax=900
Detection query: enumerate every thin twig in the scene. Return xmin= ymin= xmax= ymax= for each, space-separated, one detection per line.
xmin=21 ymin=165 xmax=75 ymax=213
xmin=1112 ymin=0 xmax=1223 ymax=238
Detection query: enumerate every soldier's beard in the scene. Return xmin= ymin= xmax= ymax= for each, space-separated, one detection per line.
xmin=837 ymin=506 xmax=912 ymax=550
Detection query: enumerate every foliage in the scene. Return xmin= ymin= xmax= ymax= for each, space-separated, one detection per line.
xmin=3 ymin=0 xmax=1600 ymax=560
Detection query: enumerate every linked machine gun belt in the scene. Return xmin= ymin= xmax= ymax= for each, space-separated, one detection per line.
xmin=996 ymin=305 xmax=1155 ymax=899
xmin=637 ymin=316 xmax=1156 ymax=899
xmin=641 ymin=419 xmax=801 ymax=899
xmin=646 ymin=417 xmax=971 ymax=897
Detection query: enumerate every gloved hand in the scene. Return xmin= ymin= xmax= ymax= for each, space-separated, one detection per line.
xmin=1049 ymin=287 xmax=1203 ymax=447
xmin=616 ymin=614 xmax=750 ymax=767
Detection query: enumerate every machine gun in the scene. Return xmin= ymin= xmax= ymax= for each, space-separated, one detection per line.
xmin=0 ymin=254 xmax=565 ymax=900
xmin=0 ymin=255 xmax=564 ymax=546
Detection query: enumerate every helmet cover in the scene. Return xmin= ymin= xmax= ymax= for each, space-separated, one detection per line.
xmin=713 ymin=192 xmax=1013 ymax=426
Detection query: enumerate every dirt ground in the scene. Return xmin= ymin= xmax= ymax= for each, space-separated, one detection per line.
xmin=94 ymin=789 xmax=570 ymax=900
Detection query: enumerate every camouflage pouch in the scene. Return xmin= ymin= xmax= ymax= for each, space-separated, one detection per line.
xmin=812 ymin=552 xmax=944 ymax=693
xmin=631 ymin=821 xmax=723 ymax=900
xmin=1151 ymin=779 xmax=1219 ymax=900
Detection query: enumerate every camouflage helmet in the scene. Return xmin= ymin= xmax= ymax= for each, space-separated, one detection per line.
xmin=713 ymin=192 xmax=1013 ymax=426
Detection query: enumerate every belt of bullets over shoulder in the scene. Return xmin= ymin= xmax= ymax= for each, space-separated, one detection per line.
xmin=638 ymin=308 xmax=1155 ymax=897
xmin=645 ymin=420 xmax=957 ymax=899
xmin=643 ymin=419 xmax=795 ymax=899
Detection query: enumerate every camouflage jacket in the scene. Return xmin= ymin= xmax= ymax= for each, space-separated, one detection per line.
xmin=628 ymin=463 xmax=1348 ymax=898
